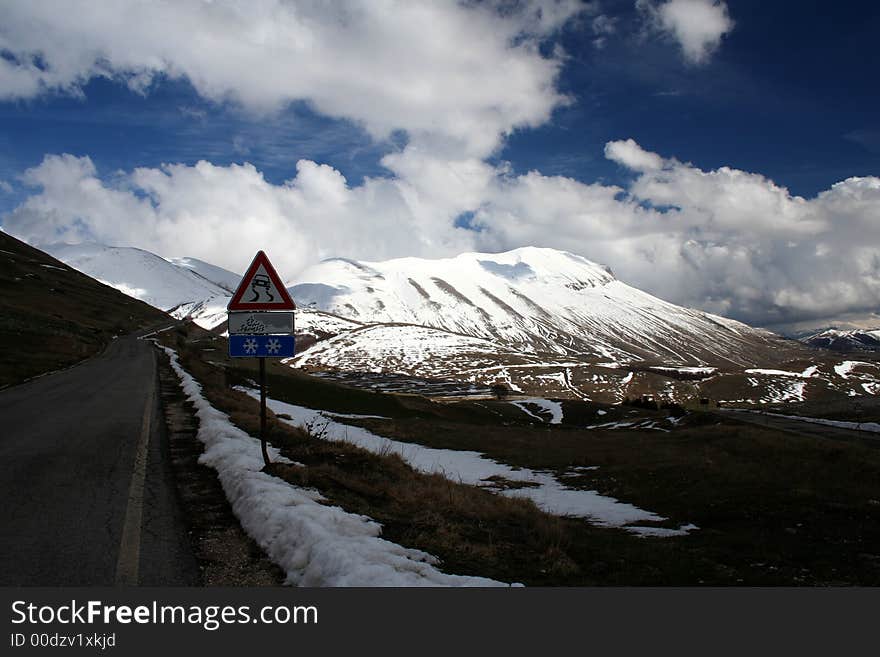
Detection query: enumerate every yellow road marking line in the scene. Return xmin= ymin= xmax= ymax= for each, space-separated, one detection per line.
xmin=114 ymin=361 xmax=155 ymax=586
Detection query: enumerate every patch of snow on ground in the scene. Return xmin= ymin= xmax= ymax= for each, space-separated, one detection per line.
xmin=628 ymin=523 xmax=699 ymax=538
xmin=321 ymin=411 xmax=391 ymax=420
xmin=531 ymin=372 xmax=567 ymax=384
xmin=510 ymin=398 xmax=563 ymax=424
xmin=246 ymin=389 xmax=693 ymax=534
xmin=586 ymin=420 xmax=638 ymax=429
xmin=585 ymin=418 xmax=676 ymax=432
xmin=511 ymin=402 xmax=544 ymax=423
xmin=495 ymin=368 xmax=524 ymax=393
xmin=652 ymin=366 xmax=717 ymax=376
xmin=163 ymin=347 xmax=508 ymax=586
xmin=834 ymin=361 xmax=870 ymax=378
xmin=773 ymin=380 xmax=806 ymax=403
xmin=745 ymin=368 xmax=811 ymax=378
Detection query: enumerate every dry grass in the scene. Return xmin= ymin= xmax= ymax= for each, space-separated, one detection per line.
xmin=170 ymin=336 xmax=592 ymax=584
xmin=163 ymin=324 xmax=880 ymax=585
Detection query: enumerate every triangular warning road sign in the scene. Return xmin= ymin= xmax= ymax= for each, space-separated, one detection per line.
xmin=228 ymin=251 xmax=297 ymax=311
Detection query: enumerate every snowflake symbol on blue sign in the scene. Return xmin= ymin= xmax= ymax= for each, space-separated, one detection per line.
xmin=266 ymin=337 xmax=282 ymax=355
xmin=243 ymin=337 xmax=259 ymax=354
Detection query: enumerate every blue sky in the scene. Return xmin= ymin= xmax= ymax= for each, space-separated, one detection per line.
xmin=1 ymin=0 xmax=876 ymax=207
xmin=505 ymin=0 xmax=880 ymax=197
xmin=1 ymin=0 xmax=878 ymax=332
xmin=0 ymin=77 xmax=396 ymax=212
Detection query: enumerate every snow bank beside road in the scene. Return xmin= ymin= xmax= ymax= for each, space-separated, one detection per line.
xmin=162 ymin=346 xmax=508 ymax=587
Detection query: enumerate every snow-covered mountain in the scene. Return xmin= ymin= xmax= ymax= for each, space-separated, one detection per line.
xmin=46 ymin=242 xmax=787 ymax=368
xmin=290 ymin=247 xmax=793 ymax=367
xmin=40 ymin=241 xmax=877 ymax=403
xmin=42 ymin=242 xmax=356 ymax=335
xmin=802 ymin=328 xmax=880 ymax=352
xmin=42 ymin=242 xmax=238 ymax=328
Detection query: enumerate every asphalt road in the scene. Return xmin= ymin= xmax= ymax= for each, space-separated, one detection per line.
xmin=719 ymin=408 xmax=880 ymax=448
xmin=0 ymin=332 xmax=199 ymax=585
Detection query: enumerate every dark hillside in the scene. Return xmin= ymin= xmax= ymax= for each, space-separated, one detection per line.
xmin=0 ymin=231 xmax=171 ymax=388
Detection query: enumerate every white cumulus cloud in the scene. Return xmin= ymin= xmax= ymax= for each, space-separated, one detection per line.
xmin=3 ymin=153 xmax=481 ymax=278
xmin=605 ymin=138 xmax=665 ymax=171
xmin=638 ymin=0 xmax=734 ymax=64
xmin=0 ymin=0 xmax=584 ymax=158
xmin=473 ymin=141 xmax=880 ymax=330
xmin=6 ymin=143 xmax=880 ymax=334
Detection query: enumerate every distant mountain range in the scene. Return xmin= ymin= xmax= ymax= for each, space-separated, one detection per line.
xmin=801 ymin=328 xmax=880 ymax=352
xmin=41 ymin=241 xmax=880 ymax=404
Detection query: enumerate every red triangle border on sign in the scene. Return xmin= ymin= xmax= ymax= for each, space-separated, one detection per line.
xmin=227 ymin=251 xmax=297 ymax=311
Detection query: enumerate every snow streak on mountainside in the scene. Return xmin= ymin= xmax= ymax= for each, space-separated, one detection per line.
xmin=290 ymin=247 xmax=793 ymax=367
xmin=166 ymin=256 xmax=241 ymax=293
xmin=295 ymin=324 xmax=539 ymax=380
xmin=43 ymin=242 xmax=238 ymax=329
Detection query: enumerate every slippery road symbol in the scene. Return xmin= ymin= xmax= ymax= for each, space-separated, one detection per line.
xmin=249 ymin=274 xmax=274 ymax=302
xmin=228 ymin=251 xmax=296 ymax=311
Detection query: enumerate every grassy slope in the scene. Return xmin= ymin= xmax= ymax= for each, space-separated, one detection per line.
xmin=0 ymin=231 xmax=171 ymax=388
xmin=165 ymin=323 xmax=880 ymax=585
xmin=760 ymin=388 xmax=880 ymax=424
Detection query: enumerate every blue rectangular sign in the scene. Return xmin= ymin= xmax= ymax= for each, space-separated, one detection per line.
xmin=229 ymin=334 xmax=295 ymax=358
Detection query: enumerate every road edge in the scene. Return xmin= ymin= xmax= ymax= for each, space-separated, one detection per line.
xmin=154 ymin=345 xmax=285 ymax=586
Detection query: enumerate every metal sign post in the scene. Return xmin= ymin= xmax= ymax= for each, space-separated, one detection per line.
xmin=259 ymin=357 xmax=268 ymax=466
xmin=228 ymin=251 xmax=297 ymax=468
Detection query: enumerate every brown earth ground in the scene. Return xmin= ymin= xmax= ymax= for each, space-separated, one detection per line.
xmin=158 ymin=323 xmax=880 ymax=586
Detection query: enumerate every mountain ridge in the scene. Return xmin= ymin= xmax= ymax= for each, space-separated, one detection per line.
xmin=290 ymin=246 xmax=793 ymax=367
xmin=40 ymin=242 xmax=238 ymax=329
xmin=802 ymin=328 xmax=880 ymax=352
xmin=39 ymin=239 xmax=880 ymax=403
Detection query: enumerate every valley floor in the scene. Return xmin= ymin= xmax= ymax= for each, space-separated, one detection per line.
xmin=157 ymin=323 xmax=880 ymax=586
